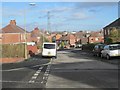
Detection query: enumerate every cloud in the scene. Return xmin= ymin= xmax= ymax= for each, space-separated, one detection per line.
xmin=73 ymin=2 xmax=117 ymax=14
xmin=38 ymin=14 xmax=54 ymax=19
xmin=65 ymin=12 xmax=91 ymax=21
xmin=88 ymin=8 xmax=102 ymax=13
xmin=75 ymin=2 xmax=117 ymax=9
xmin=72 ymin=12 xmax=88 ymax=19
xmin=40 ymin=7 xmax=72 ymax=13
xmin=2 ymin=7 xmax=25 ymax=18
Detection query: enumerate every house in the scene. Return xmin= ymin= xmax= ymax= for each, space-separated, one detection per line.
xmin=31 ymin=27 xmax=41 ymax=43
xmin=75 ymin=31 xmax=104 ymax=44
xmin=46 ymin=33 xmax=56 ymax=42
xmin=88 ymin=31 xmax=104 ymax=44
xmin=103 ymin=18 xmax=120 ymax=43
xmin=1 ymin=20 xmax=38 ymax=56
xmin=75 ymin=31 xmax=87 ymax=44
xmin=60 ymin=34 xmax=76 ymax=47
xmin=51 ymin=33 xmax=62 ymax=42
xmin=1 ymin=20 xmax=31 ymax=44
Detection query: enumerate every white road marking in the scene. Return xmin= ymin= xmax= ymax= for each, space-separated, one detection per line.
xmin=1 ymin=68 xmax=24 ymax=71
xmin=1 ymin=80 xmax=28 ymax=83
xmin=36 ymin=71 xmax=40 ymax=74
xmin=40 ymin=58 xmax=53 ymax=84
xmin=32 ymin=76 xmax=37 ymax=79
xmin=41 ymin=81 xmax=43 ymax=83
xmin=2 ymin=62 xmax=50 ymax=72
xmin=44 ymin=73 xmax=49 ymax=76
xmin=43 ymin=77 xmax=45 ymax=80
xmin=37 ymin=70 xmax=41 ymax=72
xmin=29 ymin=80 xmax=35 ymax=83
xmin=39 ymin=67 xmax=43 ymax=70
xmin=45 ymin=72 xmax=48 ymax=74
xmin=29 ymin=66 xmax=43 ymax=83
xmin=34 ymin=73 xmax=39 ymax=76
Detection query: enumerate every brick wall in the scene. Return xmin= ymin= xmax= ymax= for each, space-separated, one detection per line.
xmin=1 ymin=33 xmax=32 ymax=44
xmin=89 ymin=36 xmax=104 ymax=43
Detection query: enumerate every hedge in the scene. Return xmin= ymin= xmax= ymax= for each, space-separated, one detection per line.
xmin=1 ymin=44 xmax=25 ymax=58
xmin=82 ymin=43 xmax=97 ymax=51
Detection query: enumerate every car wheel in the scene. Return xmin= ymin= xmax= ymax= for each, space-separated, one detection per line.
xmin=54 ymin=56 xmax=57 ymax=59
xmin=106 ymin=54 xmax=110 ymax=60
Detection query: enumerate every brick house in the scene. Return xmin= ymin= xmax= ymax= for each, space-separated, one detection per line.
xmin=60 ymin=34 xmax=76 ymax=47
xmin=0 ymin=20 xmax=38 ymax=60
xmin=1 ymin=20 xmax=31 ymax=44
xmin=75 ymin=31 xmax=104 ymax=44
xmin=103 ymin=18 xmax=120 ymax=43
xmin=51 ymin=33 xmax=62 ymax=44
xmin=75 ymin=31 xmax=87 ymax=44
xmin=88 ymin=31 xmax=104 ymax=44
xmin=31 ymin=27 xmax=42 ymax=43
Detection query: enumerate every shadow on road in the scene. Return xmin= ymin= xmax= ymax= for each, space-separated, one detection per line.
xmin=46 ymin=49 xmax=119 ymax=89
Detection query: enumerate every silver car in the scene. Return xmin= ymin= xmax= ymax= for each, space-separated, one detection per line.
xmin=101 ymin=44 xmax=120 ymax=60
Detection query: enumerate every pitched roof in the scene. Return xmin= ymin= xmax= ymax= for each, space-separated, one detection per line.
xmin=90 ymin=32 xmax=103 ymax=37
xmin=1 ymin=20 xmax=28 ymax=33
xmin=75 ymin=31 xmax=85 ymax=39
xmin=31 ymin=27 xmax=40 ymax=37
xmin=60 ymin=34 xmax=75 ymax=40
xmin=2 ymin=24 xmax=28 ymax=33
xmin=103 ymin=18 xmax=120 ymax=29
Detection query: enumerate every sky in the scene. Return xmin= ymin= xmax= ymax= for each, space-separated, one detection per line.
xmin=1 ymin=2 xmax=119 ymax=32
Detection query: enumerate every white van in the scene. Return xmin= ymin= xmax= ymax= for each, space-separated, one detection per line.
xmin=42 ymin=42 xmax=57 ymax=58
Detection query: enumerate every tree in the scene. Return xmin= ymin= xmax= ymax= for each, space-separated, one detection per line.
xmin=61 ymin=41 xmax=65 ymax=48
xmin=106 ymin=37 xmax=113 ymax=44
xmin=108 ymin=28 xmax=120 ymax=43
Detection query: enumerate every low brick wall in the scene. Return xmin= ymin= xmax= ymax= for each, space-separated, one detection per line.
xmin=0 ymin=58 xmax=24 ymax=63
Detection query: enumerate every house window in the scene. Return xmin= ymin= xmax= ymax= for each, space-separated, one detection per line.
xmin=95 ymin=38 xmax=99 ymax=41
xmin=21 ymin=34 xmax=26 ymax=40
xmin=104 ymin=29 xmax=106 ymax=35
xmin=91 ymin=38 xmax=93 ymax=41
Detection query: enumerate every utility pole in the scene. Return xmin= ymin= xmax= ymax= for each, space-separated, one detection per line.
xmin=47 ymin=11 xmax=51 ymax=42
xmin=47 ymin=11 xmax=51 ymax=34
xmin=24 ymin=7 xmax=27 ymax=59
xmin=24 ymin=3 xmax=36 ymax=59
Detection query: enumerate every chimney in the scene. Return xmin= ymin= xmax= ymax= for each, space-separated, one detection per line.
xmin=10 ymin=20 xmax=16 ymax=25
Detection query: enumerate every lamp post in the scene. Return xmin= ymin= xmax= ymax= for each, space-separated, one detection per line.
xmin=24 ymin=3 xmax=36 ymax=59
xmin=24 ymin=6 xmax=27 ymax=59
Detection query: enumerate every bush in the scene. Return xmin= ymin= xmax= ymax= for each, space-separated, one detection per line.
xmin=1 ymin=44 xmax=25 ymax=58
xmin=82 ymin=43 xmax=97 ymax=51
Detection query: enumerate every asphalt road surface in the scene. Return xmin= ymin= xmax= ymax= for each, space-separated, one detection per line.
xmin=1 ymin=49 xmax=119 ymax=90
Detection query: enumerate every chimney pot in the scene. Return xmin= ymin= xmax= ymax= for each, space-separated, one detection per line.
xmin=10 ymin=20 xmax=16 ymax=25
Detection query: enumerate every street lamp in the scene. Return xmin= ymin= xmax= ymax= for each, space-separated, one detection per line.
xmin=24 ymin=3 xmax=36 ymax=59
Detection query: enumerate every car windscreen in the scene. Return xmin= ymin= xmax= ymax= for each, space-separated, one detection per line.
xmin=44 ymin=44 xmax=55 ymax=49
xmin=109 ymin=45 xmax=120 ymax=50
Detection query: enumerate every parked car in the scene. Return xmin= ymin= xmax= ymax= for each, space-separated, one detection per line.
xmin=75 ymin=44 xmax=82 ymax=48
xmin=93 ymin=44 xmax=106 ymax=57
xmin=101 ymin=44 xmax=120 ymax=60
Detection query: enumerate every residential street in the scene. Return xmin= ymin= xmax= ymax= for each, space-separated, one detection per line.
xmin=1 ymin=55 xmax=50 ymax=89
xmin=46 ymin=49 xmax=119 ymax=89
xmin=1 ymin=49 xmax=119 ymax=90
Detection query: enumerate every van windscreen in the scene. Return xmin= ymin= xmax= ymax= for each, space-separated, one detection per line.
xmin=44 ymin=44 xmax=55 ymax=49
